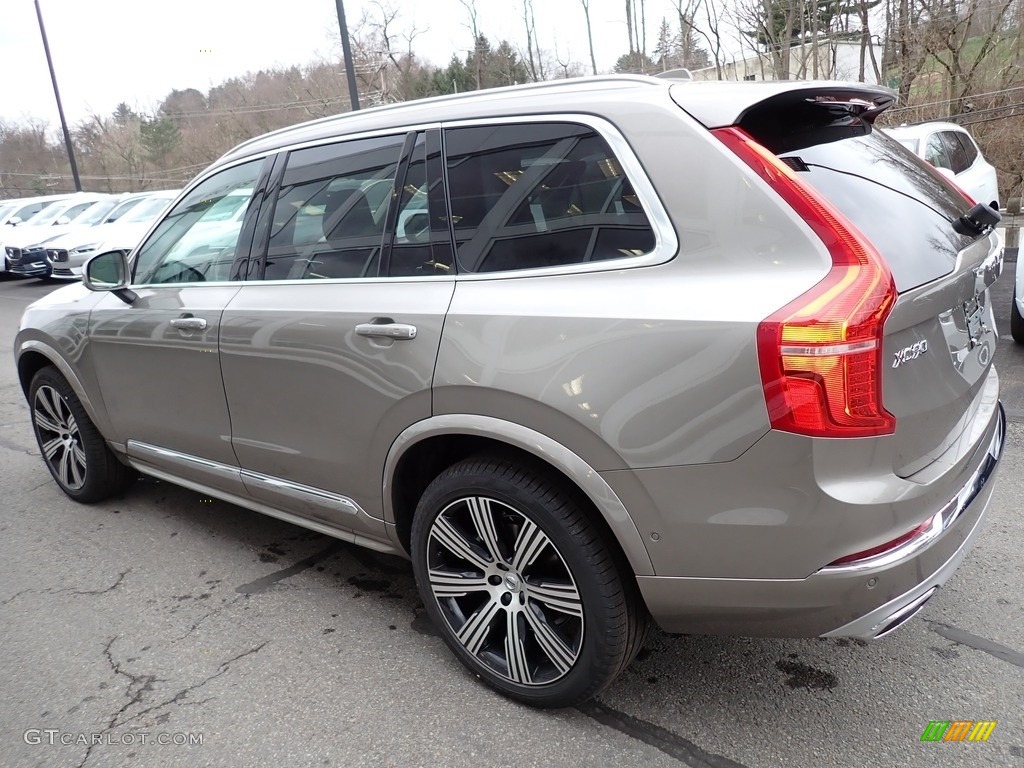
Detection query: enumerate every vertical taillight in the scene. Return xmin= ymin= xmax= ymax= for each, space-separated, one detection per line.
xmin=713 ymin=127 xmax=897 ymax=438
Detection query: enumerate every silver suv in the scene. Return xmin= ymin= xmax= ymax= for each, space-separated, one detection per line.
xmin=14 ymin=76 xmax=1005 ymax=707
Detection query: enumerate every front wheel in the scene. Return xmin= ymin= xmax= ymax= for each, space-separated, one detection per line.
xmin=411 ymin=456 xmax=649 ymax=707
xmin=1012 ymin=290 xmax=1024 ymax=345
xmin=29 ymin=366 xmax=135 ymax=502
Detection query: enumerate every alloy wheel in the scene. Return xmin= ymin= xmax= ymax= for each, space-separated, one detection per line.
xmin=33 ymin=384 xmax=87 ymax=490
xmin=426 ymin=495 xmax=584 ymax=686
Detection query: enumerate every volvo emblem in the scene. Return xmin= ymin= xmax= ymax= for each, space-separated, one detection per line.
xmin=504 ymin=573 xmax=521 ymax=592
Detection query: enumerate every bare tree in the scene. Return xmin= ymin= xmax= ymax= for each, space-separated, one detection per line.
xmin=857 ymin=0 xmax=883 ymax=82
xmin=459 ymin=0 xmax=483 ymax=89
xmin=521 ymin=0 xmax=544 ymax=81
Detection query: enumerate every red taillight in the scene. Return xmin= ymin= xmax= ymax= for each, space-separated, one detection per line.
xmin=713 ymin=127 xmax=897 ymax=438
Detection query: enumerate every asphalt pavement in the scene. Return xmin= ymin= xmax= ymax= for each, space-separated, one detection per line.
xmin=0 ymin=270 xmax=1021 ymax=768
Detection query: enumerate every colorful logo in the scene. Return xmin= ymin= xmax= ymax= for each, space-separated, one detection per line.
xmin=921 ymin=721 xmax=997 ymax=742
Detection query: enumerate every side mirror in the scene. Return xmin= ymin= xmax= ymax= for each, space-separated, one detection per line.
xmin=934 ymin=166 xmax=956 ymax=180
xmin=7 ymin=217 xmax=21 ymax=226
xmin=55 ymin=216 xmax=72 ymax=225
xmin=83 ymin=250 xmax=136 ymax=304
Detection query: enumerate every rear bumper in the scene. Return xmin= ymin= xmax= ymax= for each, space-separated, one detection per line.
xmin=636 ymin=402 xmax=1004 ymax=637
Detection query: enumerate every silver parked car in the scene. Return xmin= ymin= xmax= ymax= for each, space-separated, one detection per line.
xmin=14 ymin=77 xmax=1005 ymax=707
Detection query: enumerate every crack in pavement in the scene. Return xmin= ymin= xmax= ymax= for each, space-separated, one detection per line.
xmin=80 ymin=639 xmax=269 ymax=768
xmin=170 ymin=594 xmax=245 ymax=643
xmin=578 ymin=700 xmax=751 ymax=768
xmin=74 ymin=569 xmax=130 ymax=596
xmin=235 ymin=542 xmax=344 ymax=594
xmin=2 ymin=570 xmax=130 ymax=607
xmin=0 ymin=588 xmax=33 ymax=606
xmin=925 ymin=620 xmax=1024 ymax=668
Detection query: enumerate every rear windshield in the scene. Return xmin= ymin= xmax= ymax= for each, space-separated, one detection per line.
xmin=779 ymin=129 xmax=973 ymax=293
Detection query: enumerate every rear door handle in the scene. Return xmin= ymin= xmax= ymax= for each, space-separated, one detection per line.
xmin=170 ymin=316 xmax=208 ymax=331
xmin=355 ymin=321 xmax=417 ymax=340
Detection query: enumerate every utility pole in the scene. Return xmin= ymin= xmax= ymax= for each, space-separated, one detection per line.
xmin=34 ymin=0 xmax=81 ymax=191
xmin=334 ymin=0 xmax=361 ymax=111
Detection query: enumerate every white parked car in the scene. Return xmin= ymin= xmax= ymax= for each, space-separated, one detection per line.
xmin=885 ymin=122 xmax=1000 ymax=210
xmin=0 ymin=193 xmax=78 ymax=227
xmin=2 ymin=194 xmax=111 ymax=275
xmin=47 ymin=191 xmax=180 ymax=280
xmin=1012 ymin=262 xmax=1024 ymax=344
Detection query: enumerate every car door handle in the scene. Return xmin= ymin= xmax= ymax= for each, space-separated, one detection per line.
xmin=170 ymin=316 xmax=208 ymax=331
xmin=355 ymin=321 xmax=417 ymax=340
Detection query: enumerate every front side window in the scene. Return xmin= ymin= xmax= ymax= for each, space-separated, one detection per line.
xmin=133 ymin=159 xmax=262 ymax=284
xmin=444 ymin=122 xmax=655 ymax=273
xmin=262 ymin=135 xmax=404 ymax=280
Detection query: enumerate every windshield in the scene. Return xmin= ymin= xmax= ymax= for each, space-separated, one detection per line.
xmin=121 ymin=195 xmax=177 ymax=223
xmin=75 ymin=199 xmax=122 ymax=226
xmin=0 ymin=204 xmax=14 ymax=222
xmin=24 ymin=202 xmax=72 ymax=226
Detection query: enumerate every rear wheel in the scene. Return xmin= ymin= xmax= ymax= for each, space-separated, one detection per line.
xmin=1012 ymin=290 xmax=1024 ymax=345
xmin=29 ymin=367 xmax=135 ymax=502
xmin=410 ymin=455 xmax=649 ymax=707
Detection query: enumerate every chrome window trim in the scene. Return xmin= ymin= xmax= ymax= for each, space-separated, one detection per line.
xmin=255 ymin=122 xmax=441 ymax=158
xmin=438 ymin=113 xmax=677 ymax=280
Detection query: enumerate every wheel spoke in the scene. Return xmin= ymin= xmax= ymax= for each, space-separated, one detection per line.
xmin=57 ymin=445 xmax=74 ymax=486
xmin=504 ymin=610 xmax=532 ymax=684
xmin=66 ymin=413 xmax=78 ymax=435
xmin=457 ymin=597 xmax=501 ymax=655
xmin=431 ymin=515 xmax=492 ymax=571
xmin=34 ymin=410 xmax=62 ymax=435
xmin=37 ymin=388 xmax=64 ymax=428
xmin=524 ymin=604 xmax=576 ymax=674
xmin=511 ymin=519 xmax=548 ymax=573
xmin=467 ymin=497 xmax=504 ymax=564
xmin=428 ymin=568 xmax=490 ymax=598
xmin=527 ymin=578 xmax=583 ymax=618
xmin=68 ymin=447 xmax=85 ymax=487
xmin=41 ymin=436 xmax=63 ymax=461
xmin=72 ymin=444 xmax=87 ymax=468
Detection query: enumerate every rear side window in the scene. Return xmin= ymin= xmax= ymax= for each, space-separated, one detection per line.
xmin=263 ymin=135 xmax=404 ymax=280
xmin=444 ymin=122 xmax=655 ymax=273
xmin=781 ymin=129 xmax=973 ymax=292
xmin=939 ymin=131 xmax=970 ymax=174
xmin=925 ymin=134 xmax=952 ymax=170
xmin=952 ymin=131 xmax=979 ymax=166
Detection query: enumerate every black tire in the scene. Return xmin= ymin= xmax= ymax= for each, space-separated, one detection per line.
xmin=29 ymin=366 xmax=135 ymax=503
xmin=1012 ymin=290 xmax=1024 ymax=345
xmin=410 ymin=455 xmax=649 ymax=707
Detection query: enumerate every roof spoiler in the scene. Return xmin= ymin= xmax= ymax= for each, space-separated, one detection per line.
xmin=669 ymin=81 xmax=896 ymax=129
xmin=670 ymin=82 xmax=897 ymax=154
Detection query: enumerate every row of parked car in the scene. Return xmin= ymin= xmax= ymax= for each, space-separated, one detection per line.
xmin=0 ymin=190 xmax=179 ymax=281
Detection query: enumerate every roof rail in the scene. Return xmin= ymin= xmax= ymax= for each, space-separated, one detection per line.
xmin=220 ymin=74 xmax=665 ymax=162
